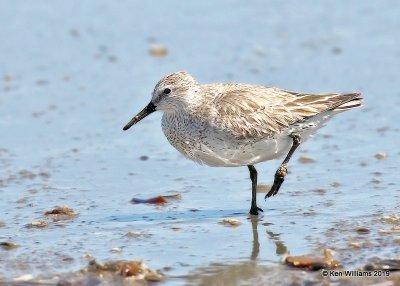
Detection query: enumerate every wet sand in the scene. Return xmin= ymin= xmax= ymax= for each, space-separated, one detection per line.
xmin=0 ymin=1 xmax=399 ymax=285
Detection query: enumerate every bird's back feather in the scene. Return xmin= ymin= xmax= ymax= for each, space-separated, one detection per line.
xmin=199 ymin=84 xmax=362 ymax=140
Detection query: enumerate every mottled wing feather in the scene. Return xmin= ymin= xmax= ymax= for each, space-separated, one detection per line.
xmin=207 ymin=84 xmax=360 ymax=139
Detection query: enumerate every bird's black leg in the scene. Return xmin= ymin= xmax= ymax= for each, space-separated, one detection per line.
xmin=248 ymin=165 xmax=264 ymax=215
xmin=265 ymin=133 xmax=301 ymax=199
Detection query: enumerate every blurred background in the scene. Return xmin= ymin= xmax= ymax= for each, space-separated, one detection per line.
xmin=0 ymin=1 xmax=399 ymax=285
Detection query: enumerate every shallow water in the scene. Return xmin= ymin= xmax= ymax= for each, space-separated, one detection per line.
xmin=0 ymin=1 xmax=399 ymax=285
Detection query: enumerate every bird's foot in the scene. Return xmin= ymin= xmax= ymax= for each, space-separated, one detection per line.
xmin=249 ymin=206 xmax=264 ymax=216
xmin=265 ymin=165 xmax=287 ymax=199
xmin=265 ymin=182 xmax=282 ymax=198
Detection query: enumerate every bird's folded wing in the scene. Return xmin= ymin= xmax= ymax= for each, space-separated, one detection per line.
xmin=207 ymin=84 xmax=359 ymax=140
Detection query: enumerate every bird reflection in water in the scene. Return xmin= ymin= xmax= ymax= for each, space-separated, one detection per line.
xmin=184 ymin=217 xmax=289 ymax=285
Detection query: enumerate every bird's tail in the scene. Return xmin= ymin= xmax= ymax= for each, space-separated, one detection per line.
xmin=334 ymin=93 xmax=363 ymax=111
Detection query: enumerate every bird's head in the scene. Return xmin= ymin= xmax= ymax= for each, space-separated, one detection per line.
xmin=123 ymin=71 xmax=198 ymax=131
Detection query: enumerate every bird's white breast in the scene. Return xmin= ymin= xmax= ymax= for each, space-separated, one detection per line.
xmin=161 ymin=112 xmax=296 ymax=167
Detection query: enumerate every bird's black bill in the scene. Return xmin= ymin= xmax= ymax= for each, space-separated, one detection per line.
xmin=123 ymin=102 xmax=156 ymax=131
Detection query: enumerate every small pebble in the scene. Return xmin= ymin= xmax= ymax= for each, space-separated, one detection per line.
xmin=149 ymin=45 xmax=168 ymax=58
xmin=13 ymin=274 xmax=34 ymax=282
xmin=44 ymin=206 xmax=78 ymax=221
xmin=39 ymin=172 xmax=50 ymax=178
xmin=356 ymin=227 xmax=370 ymax=234
xmin=298 ymin=156 xmax=315 ymax=164
xmin=219 ymin=218 xmax=241 ymax=227
xmin=28 ymin=220 xmax=49 ymax=228
xmin=349 ymin=242 xmax=360 ymax=248
xmin=371 ymin=179 xmax=381 ymax=184
xmin=312 ymin=188 xmax=326 ymax=195
xmin=374 ymin=152 xmax=387 ymax=160
xmin=330 ymin=182 xmax=341 ymax=188
xmin=126 ymin=231 xmax=141 ymax=238
xmin=111 ymin=247 xmax=121 ymax=253
xmin=0 ymin=241 xmax=18 ymax=250
xmin=82 ymin=253 xmax=93 ymax=260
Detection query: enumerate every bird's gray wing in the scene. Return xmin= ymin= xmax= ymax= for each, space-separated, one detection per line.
xmin=207 ymin=84 xmax=360 ymax=140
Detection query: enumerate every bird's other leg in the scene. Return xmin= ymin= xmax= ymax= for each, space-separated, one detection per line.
xmin=265 ymin=133 xmax=301 ymax=199
xmin=248 ymin=165 xmax=263 ymax=215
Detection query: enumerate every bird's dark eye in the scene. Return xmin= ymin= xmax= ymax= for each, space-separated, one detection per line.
xmin=163 ymin=88 xmax=171 ymax=95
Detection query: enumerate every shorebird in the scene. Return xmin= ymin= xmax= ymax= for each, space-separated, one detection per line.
xmin=123 ymin=72 xmax=362 ymax=215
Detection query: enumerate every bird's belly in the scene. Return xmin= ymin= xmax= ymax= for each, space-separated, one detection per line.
xmin=162 ymin=115 xmax=294 ymax=167
xmin=192 ymin=136 xmax=294 ymax=167
xmin=195 ymin=112 xmax=332 ymax=167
